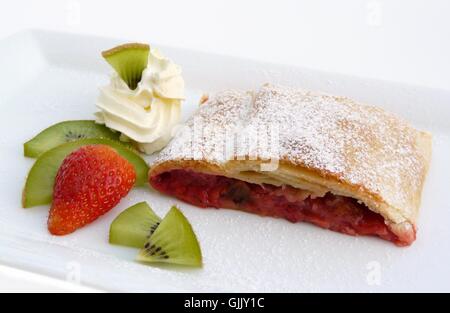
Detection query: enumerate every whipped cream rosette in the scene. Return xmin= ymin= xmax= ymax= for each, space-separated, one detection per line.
xmin=96 ymin=44 xmax=184 ymax=154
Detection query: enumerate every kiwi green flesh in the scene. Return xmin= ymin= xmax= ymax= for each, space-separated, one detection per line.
xmin=24 ymin=120 xmax=127 ymax=158
xmin=109 ymin=202 xmax=161 ymax=249
xmin=137 ymin=206 xmax=202 ymax=267
xmin=22 ymin=138 xmax=149 ymax=208
xmin=102 ymin=43 xmax=149 ymax=90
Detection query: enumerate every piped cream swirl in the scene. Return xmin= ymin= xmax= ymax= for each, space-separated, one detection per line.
xmin=95 ymin=47 xmax=184 ymax=154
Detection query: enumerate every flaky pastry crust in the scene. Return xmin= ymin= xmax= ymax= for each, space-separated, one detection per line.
xmin=150 ymin=84 xmax=432 ymax=240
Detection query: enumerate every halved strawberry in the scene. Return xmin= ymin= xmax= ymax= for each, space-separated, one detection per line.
xmin=48 ymin=145 xmax=136 ymax=235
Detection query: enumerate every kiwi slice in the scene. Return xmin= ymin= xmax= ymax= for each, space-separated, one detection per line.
xmin=102 ymin=43 xmax=150 ymax=90
xmin=24 ymin=120 xmax=126 ymax=158
xmin=137 ymin=206 xmax=202 ymax=267
xmin=109 ymin=202 xmax=162 ymax=249
xmin=22 ymin=138 xmax=149 ymax=208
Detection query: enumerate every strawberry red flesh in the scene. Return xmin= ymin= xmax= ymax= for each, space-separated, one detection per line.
xmin=48 ymin=145 xmax=136 ymax=235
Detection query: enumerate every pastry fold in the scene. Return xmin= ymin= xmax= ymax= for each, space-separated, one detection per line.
xmin=149 ymin=84 xmax=432 ymax=246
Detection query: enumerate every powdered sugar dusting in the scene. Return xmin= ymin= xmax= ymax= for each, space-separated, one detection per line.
xmin=154 ymin=84 xmax=430 ymax=222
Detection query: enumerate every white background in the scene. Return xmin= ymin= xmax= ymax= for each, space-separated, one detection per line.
xmin=0 ymin=0 xmax=449 ymax=292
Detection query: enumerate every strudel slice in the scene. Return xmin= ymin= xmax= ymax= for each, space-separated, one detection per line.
xmin=149 ymin=84 xmax=432 ymax=246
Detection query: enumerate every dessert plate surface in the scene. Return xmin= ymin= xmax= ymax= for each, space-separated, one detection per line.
xmin=0 ymin=30 xmax=449 ymax=292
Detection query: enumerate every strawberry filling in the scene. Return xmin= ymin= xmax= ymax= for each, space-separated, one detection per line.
xmin=150 ymin=169 xmax=410 ymax=246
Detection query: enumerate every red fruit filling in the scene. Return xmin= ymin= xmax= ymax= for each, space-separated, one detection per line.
xmin=150 ymin=169 xmax=412 ymax=246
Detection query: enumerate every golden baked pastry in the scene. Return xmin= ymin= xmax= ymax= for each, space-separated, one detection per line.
xmin=149 ymin=84 xmax=432 ymax=246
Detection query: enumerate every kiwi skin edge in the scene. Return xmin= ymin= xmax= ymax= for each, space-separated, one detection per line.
xmin=101 ymin=43 xmax=150 ymax=58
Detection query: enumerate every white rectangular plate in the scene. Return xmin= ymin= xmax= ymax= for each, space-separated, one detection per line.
xmin=1 ymin=30 xmax=449 ymax=292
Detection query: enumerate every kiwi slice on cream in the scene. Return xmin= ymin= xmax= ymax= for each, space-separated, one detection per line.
xmin=102 ymin=43 xmax=150 ymax=90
